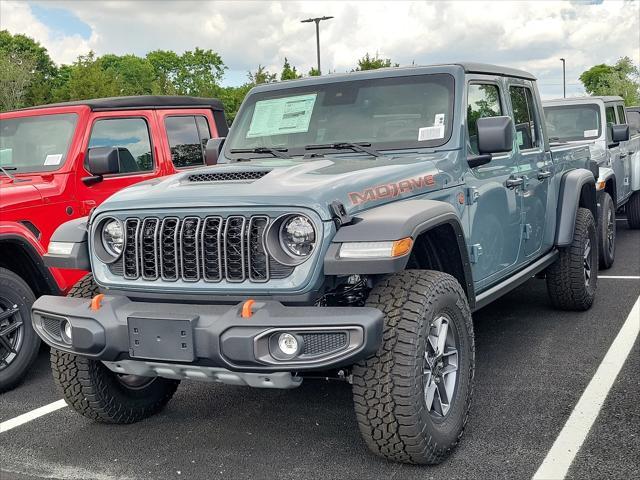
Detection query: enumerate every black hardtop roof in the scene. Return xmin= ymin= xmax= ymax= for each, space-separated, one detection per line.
xmin=16 ymin=95 xmax=224 ymax=112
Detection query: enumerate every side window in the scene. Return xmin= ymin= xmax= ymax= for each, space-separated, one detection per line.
xmin=165 ymin=116 xmax=211 ymax=168
xmin=616 ymin=105 xmax=626 ymax=124
xmin=467 ymin=83 xmax=502 ymax=155
xmin=88 ymin=118 xmax=153 ymax=173
xmin=509 ymin=86 xmax=540 ymax=150
xmin=605 ymin=106 xmax=616 ymax=142
xmin=627 ymin=111 xmax=640 ymax=135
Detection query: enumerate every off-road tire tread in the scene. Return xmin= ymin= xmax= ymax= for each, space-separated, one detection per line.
xmin=352 ymin=270 xmax=474 ymax=464
xmin=546 ymin=208 xmax=597 ymax=311
xmin=51 ymin=274 xmax=178 ymax=424
xmin=627 ymin=191 xmax=640 ymax=229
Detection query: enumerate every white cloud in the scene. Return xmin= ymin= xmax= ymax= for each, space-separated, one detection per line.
xmin=1 ymin=0 xmax=638 ymax=97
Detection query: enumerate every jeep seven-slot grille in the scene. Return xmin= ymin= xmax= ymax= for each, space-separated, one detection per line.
xmin=114 ymin=215 xmax=292 ymax=282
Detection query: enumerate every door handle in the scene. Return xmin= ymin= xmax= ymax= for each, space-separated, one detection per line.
xmin=537 ymin=170 xmax=552 ymax=180
xmin=505 ymin=176 xmax=524 ymax=189
xmin=620 ymin=153 xmax=628 ymax=158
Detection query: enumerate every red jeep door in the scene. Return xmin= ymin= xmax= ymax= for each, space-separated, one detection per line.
xmin=74 ymin=110 xmax=165 ymax=215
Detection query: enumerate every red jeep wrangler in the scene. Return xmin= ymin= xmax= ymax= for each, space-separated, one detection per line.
xmin=0 ymin=96 xmax=227 ymax=391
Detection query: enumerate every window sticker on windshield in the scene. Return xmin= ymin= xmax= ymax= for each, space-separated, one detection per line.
xmin=434 ymin=113 xmax=445 ymax=126
xmin=44 ymin=154 xmax=63 ymax=166
xmin=247 ymin=93 xmax=317 ymax=138
xmin=584 ymin=129 xmax=598 ymax=138
xmin=418 ymin=125 xmax=445 ymax=141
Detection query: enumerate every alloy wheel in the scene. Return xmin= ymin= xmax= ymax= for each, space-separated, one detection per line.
xmin=0 ymin=300 xmax=24 ymax=370
xmin=583 ymin=238 xmax=592 ymax=287
xmin=423 ymin=315 xmax=459 ymax=417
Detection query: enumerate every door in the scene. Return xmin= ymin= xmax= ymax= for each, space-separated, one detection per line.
xmin=75 ymin=112 xmax=159 ymax=214
xmin=465 ymin=79 xmax=523 ymax=287
xmin=615 ymin=104 xmax=633 ymax=201
xmin=507 ymin=82 xmax=551 ymax=258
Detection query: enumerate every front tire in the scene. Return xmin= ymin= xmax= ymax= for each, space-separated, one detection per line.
xmin=546 ymin=208 xmax=598 ymax=311
xmin=352 ymin=270 xmax=475 ymax=464
xmin=0 ymin=267 xmax=39 ymax=393
xmin=51 ymin=274 xmax=179 ymax=423
xmin=598 ymin=193 xmax=615 ymax=269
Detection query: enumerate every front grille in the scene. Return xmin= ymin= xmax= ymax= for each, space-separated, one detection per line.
xmin=187 ymin=171 xmax=270 ymax=183
xmin=113 ymin=215 xmax=293 ymax=283
xmin=301 ymin=332 xmax=348 ymax=356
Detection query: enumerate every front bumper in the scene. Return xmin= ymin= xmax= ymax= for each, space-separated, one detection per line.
xmin=31 ymin=295 xmax=383 ymax=373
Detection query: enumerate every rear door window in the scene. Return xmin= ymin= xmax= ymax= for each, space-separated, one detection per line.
xmin=616 ymin=105 xmax=626 ymax=124
xmin=88 ymin=118 xmax=153 ymax=173
xmin=509 ymin=86 xmax=540 ymax=150
xmin=165 ymin=116 xmax=211 ymax=168
xmin=627 ymin=110 xmax=640 ymax=135
xmin=467 ymin=83 xmax=502 ymax=154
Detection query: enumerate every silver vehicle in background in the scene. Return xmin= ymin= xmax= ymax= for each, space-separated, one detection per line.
xmin=544 ymin=96 xmax=640 ymax=268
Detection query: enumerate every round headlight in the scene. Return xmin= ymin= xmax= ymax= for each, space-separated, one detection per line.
xmin=101 ymin=219 xmax=124 ymax=257
xmin=280 ymin=215 xmax=316 ymax=257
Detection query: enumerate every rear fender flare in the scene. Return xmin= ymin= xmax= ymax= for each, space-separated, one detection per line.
xmin=555 ymin=169 xmax=596 ymax=246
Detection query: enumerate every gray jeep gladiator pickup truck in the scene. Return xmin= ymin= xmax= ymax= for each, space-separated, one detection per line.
xmin=544 ymin=96 xmax=640 ymax=268
xmin=32 ymin=63 xmax=597 ymax=464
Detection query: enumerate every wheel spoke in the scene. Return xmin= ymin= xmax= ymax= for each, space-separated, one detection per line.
xmin=0 ymin=319 xmax=23 ymax=338
xmin=441 ymin=364 xmax=458 ymax=377
xmin=0 ymin=334 xmax=16 ymax=354
xmin=0 ymin=305 xmax=19 ymax=322
xmin=436 ymin=319 xmax=449 ymax=356
xmin=435 ymin=380 xmax=450 ymax=415
xmin=424 ymin=378 xmax=437 ymax=411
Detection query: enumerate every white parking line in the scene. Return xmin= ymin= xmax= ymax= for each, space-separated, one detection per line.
xmin=598 ymin=275 xmax=640 ymax=279
xmin=532 ymin=295 xmax=640 ymax=480
xmin=0 ymin=399 xmax=67 ymax=434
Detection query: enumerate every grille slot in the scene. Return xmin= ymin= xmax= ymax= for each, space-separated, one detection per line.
xmin=42 ymin=317 xmax=62 ymax=342
xmin=110 ymin=214 xmax=294 ymax=283
xmin=140 ymin=218 xmax=159 ymax=280
xmin=188 ymin=171 xmax=270 ymax=183
xmin=180 ymin=217 xmax=201 ymax=282
xmin=123 ymin=219 xmax=140 ymax=279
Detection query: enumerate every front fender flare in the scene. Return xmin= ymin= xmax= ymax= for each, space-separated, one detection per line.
xmin=555 ymin=169 xmax=596 ymax=246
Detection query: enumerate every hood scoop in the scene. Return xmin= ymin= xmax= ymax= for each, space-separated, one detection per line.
xmin=187 ymin=170 xmax=271 ymax=183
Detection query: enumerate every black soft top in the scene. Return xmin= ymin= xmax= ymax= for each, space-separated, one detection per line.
xmin=18 ymin=95 xmax=224 ymax=112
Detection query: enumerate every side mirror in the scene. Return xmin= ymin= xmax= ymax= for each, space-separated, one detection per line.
xmin=611 ymin=124 xmax=630 ymax=144
xmin=205 ymin=137 xmax=225 ymax=166
xmin=477 ymin=116 xmax=514 ymax=154
xmin=86 ymin=147 xmax=121 ymax=176
xmin=468 ymin=116 xmax=514 ymax=168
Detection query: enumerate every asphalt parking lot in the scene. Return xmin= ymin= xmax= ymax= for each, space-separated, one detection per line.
xmin=1 ymin=219 xmax=638 ymax=480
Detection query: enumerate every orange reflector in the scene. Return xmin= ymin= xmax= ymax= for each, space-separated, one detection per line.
xmin=90 ymin=294 xmax=105 ymax=311
xmin=241 ymin=299 xmax=256 ymax=318
xmin=596 ymin=180 xmax=606 ymax=191
xmin=391 ymin=237 xmax=413 ymax=257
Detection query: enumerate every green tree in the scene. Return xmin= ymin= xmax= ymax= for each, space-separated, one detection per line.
xmin=174 ymin=48 xmax=226 ymax=96
xmin=0 ymin=30 xmax=57 ymax=107
xmin=0 ymin=53 xmax=36 ymax=111
xmin=98 ymin=54 xmax=156 ymax=96
xmin=248 ymin=65 xmax=277 ymax=85
xmin=580 ymin=57 xmax=640 ymax=106
xmin=308 ymin=67 xmax=320 ymax=77
xmin=354 ymin=53 xmax=398 ymax=71
xmin=64 ymin=52 xmax=123 ymax=100
xmin=146 ymin=49 xmax=181 ymax=94
xmin=280 ymin=58 xmax=301 ymax=81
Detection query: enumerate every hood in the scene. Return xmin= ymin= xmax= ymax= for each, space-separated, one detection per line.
xmin=0 ymin=178 xmax=43 ymax=211
xmin=96 ymin=152 xmax=458 ymax=220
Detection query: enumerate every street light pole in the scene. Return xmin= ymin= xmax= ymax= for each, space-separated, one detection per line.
xmin=301 ymin=16 xmax=334 ymax=74
xmin=560 ymin=58 xmax=566 ymax=98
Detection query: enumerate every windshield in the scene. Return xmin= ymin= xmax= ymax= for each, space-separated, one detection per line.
xmin=0 ymin=113 xmax=78 ymax=173
xmin=226 ymin=73 xmax=455 ymax=158
xmin=544 ymin=104 xmax=601 ymax=142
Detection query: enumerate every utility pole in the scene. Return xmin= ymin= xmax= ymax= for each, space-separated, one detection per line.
xmin=560 ymin=58 xmax=566 ymax=98
xmin=301 ymin=16 xmax=334 ymax=74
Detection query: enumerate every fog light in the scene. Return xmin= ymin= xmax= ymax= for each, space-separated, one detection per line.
xmin=278 ymin=333 xmax=298 ymax=356
xmin=60 ymin=320 xmax=72 ymax=344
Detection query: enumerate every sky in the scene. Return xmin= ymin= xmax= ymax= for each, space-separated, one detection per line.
xmin=1 ymin=0 xmax=639 ymax=98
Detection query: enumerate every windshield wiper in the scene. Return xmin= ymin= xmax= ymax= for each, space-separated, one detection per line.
xmin=229 ymin=147 xmax=290 ymax=159
xmin=0 ymin=165 xmax=17 ymax=181
xmin=304 ymin=142 xmax=382 ymax=157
